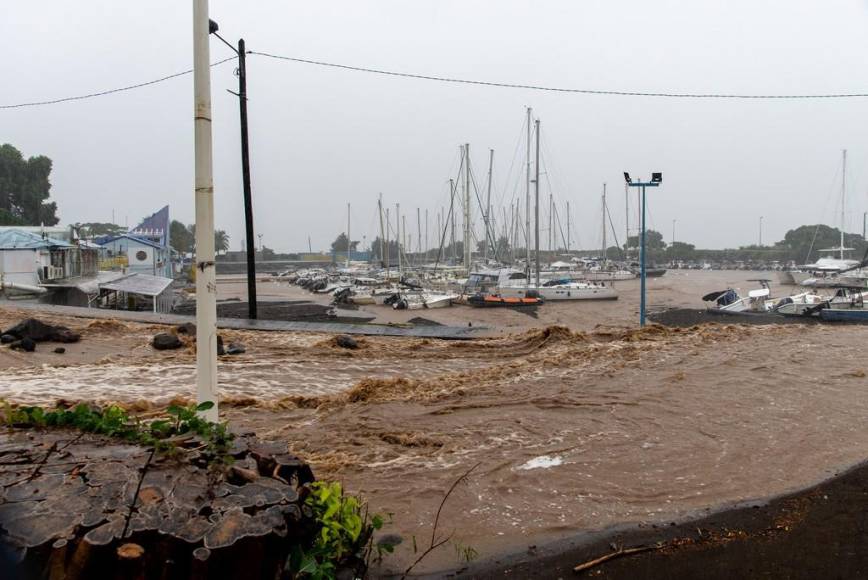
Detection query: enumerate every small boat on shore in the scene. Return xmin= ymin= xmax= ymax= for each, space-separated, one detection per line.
xmin=467 ymin=293 xmax=543 ymax=308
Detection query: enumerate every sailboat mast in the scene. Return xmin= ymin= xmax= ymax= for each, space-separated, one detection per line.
xmin=464 ymin=143 xmax=472 ymax=270
xmin=396 ymin=203 xmax=402 ymax=278
xmin=534 ymin=118 xmax=541 ymax=287
xmin=842 ymin=149 xmax=847 ymax=260
xmin=449 ymin=179 xmax=456 ymax=262
xmin=549 ymin=194 xmax=553 ymax=253
xmin=525 ymin=107 xmax=532 ymax=281
xmin=424 ymin=208 xmax=429 ymax=259
xmin=485 ymin=149 xmax=494 ymax=262
xmin=566 ymin=201 xmax=571 ymax=253
xmin=416 ymin=207 xmax=421 ymax=256
xmin=346 ymin=202 xmax=351 ymax=268
xmin=385 ymin=207 xmax=390 ymax=278
xmin=625 ymin=183 xmax=629 ymax=259
xmin=602 ymin=183 xmax=607 ymax=266
xmin=378 ymin=194 xmax=387 ymax=275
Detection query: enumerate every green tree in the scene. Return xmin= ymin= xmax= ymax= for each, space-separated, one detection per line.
xmin=78 ymin=222 xmax=126 ymax=238
xmin=180 ymin=224 xmax=229 ymax=254
xmin=330 ymin=233 xmax=359 ymax=254
xmin=0 ymin=144 xmax=60 ymax=225
xmin=775 ymin=224 xmax=867 ymax=263
xmin=369 ymin=236 xmax=399 ymax=262
xmin=170 ymin=220 xmax=195 ymax=254
xmin=214 ymin=229 xmax=230 ymax=254
xmin=0 ymin=208 xmax=25 ymax=226
xmin=626 ymin=229 xmax=666 ymax=251
xmin=666 ymin=241 xmax=696 ymax=260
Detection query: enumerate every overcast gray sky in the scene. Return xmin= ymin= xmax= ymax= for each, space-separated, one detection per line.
xmin=4 ymin=1 xmax=868 ymax=252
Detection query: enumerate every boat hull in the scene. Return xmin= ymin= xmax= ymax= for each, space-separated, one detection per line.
xmin=498 ymin=285 xmax=618 ymax=301
xmin=819 ymin=308 xmax=868 ymax=322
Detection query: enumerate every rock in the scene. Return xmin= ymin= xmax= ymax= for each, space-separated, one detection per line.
xmin=1 ymin=334 xmax=15 ymax=344
xmin=176 ymin=322 xmax=196 ymax=335
xmin=53 ymin=347 xmax=66 ymax=354
xmin=217 ymin=335 xmax=225 ymax=356
xmin=152 ymin=333 xmax=182 ymax=350
xmin=335 ymin=335 xmax=358 ymax=349
xmin=226 ymin=342 xmax=245 ymax=355
xmin=2 ymin=318 xmax=80 ymax=343
xmin=10 ymin=337 xmax=36 ymax=352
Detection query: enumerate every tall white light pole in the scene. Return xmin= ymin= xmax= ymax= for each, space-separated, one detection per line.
xmin=194 ymin=0 xmax=218 ymax=421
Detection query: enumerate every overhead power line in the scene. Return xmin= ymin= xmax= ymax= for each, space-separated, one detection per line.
xmin=0 ymin=57 xmax=236 ymax=110
xmin=4 ymin=51 xmax=868 ymax=110
xmin=249 ymin=51 xmax=868 ymax=100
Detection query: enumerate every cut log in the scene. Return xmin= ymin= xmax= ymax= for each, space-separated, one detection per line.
xmin=0 ymin=429 xmax=314 ymax=580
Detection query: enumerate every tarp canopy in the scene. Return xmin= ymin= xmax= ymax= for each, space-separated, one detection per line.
xmin=99 ymin=273 xmax=173 ymax=297
xmin=0 ymin=229 xmax=72 ymax=250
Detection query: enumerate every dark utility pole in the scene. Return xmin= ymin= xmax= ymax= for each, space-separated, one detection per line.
xmin=237 ymin=38 xmax=257 ymax=319
xmin=209 ymin=21 xmax=257 ymax=319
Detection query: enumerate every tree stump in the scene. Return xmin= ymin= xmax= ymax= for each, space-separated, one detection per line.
xmin=0 ymin=430 xmax=315 ymax=579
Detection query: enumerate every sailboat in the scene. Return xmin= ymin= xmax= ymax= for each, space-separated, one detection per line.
xmin=496 ymin=112 xmax=619 ymax=301
xmin=789 ymin=151 xmax=861 ymax=286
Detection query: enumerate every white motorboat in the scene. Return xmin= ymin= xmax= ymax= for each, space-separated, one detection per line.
xmin=703 ymin=280 xmax=774 ymax=313
xmin=393 ymin=291 xmax=458 ymax=309
xmin=771 ymin=291 xmax=831 ymax=316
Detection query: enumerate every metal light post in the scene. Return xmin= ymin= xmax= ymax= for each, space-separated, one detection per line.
xmin=209 ymin=20 xmax=258 ymax=320
xmin=624 ymin=172 xmax=662 ymax=327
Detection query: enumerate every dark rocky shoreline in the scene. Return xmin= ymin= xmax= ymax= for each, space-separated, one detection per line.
xmin=448 ymin=459 xmax=868 ymax=579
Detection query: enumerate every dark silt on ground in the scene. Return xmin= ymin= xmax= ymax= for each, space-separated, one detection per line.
xmin=649 ymin=308 xmax=822 ymax=327
xmin=458 ymin=460 xmax=868 ymax=580
xmin=173 ymin=299 xmax=375 ymax=324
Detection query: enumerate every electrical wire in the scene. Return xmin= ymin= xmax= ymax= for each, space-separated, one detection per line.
xmin=8 ymin=50 xmax=868 ymax=110
xmin=0 ymin=57 xmax=236 ymax=110
xmin=249 ymin=51 xmax=868 ymax=100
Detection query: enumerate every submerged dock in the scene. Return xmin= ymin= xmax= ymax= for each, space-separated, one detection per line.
xmin=2 ymin=302 xmax=483 ymax=340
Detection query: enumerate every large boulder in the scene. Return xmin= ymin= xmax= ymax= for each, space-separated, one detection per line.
xmin=176 ymin=322 xmax=196 ymax=335
xmin=226 ymin=342 xmax=246 ymax=355
xmin=335 ymin=335 xmax=358 ymax=349
xmin=152 ymin=333 xmax=183 ymax=350
xmin=3 ymin=319 xmax=80 ymax=343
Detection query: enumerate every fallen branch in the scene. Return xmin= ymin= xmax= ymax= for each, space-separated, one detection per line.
xmin=401 ymin=462 xmax=481 ymax=579
xmin=573 ymin=544 xmax=657 ymax=574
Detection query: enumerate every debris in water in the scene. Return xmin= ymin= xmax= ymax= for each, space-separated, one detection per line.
xmin=516 ymin=455 xmax=564 ymax=471
xmin=3 ymin=318 xmax=81 ymax=343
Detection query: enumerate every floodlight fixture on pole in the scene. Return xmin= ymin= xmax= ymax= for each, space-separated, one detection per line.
xmin=624 ymin=172 xmax=662 ymax=327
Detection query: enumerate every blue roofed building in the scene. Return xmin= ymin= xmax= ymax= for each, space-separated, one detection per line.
xmin=96 ymin=206 xmax=174 ymax=278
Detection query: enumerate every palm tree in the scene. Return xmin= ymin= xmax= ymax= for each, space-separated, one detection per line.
xmin=214 ymin=230 xmax=230 ymax=254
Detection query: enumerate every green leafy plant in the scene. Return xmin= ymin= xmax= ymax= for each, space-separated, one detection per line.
xmin=287 ymin=481 xmax=397 ymax=579
xmin=1 ymin=400 xmax=233 ymax=463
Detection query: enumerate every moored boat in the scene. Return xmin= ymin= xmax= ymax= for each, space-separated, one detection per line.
xmin=467 ymin=293 xmax=543 ymax=308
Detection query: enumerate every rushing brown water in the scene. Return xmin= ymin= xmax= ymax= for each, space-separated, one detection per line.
xmin=2 ymin=271 xmax=868 ymax=575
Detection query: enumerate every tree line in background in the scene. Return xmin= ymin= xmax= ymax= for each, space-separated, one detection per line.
xmin=0 ymin=144 xmax=60 ymax=226
xmin=608 ymin=224 xmax=868 ymax=264
xmin=170 ymin=220 xmax=229 ymax=255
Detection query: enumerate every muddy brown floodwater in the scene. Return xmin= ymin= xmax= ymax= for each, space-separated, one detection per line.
xmin=2 ymin=271 xmax=868 ymax=576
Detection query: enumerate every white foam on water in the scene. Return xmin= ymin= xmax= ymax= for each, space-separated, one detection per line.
xmin=516 ymin=455 xmax=564 ymax=471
